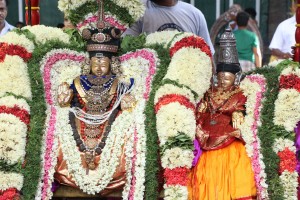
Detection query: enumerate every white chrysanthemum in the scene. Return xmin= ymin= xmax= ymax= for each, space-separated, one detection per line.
xmin=0 ymin=95 xmax=30 ymax=112
xmin=274 ymin=89 xmax=300 ymax=131
xmin=280 ymin=66 xmax=294 ymax=76
xmin=155 ymin=84 xmax=196 ymax=105
xmin=111 ymin=0 xmax=145 ymax=21
xmin=161 ymin=147 xmax=194 ymax=169
xmin=0 ymin=32 xmax=35 ymax=53
xmin=273 ymin=138 xmax=296 ymax=153
xmin=24 ymin=25 xmax=70 ymax=45
xmin=156 ymin=102 xmax=196 ymax=145
xmin=164 ymin=47 xmax=212 ymax=98
xmin=58 ymin=0 xmax=92 ymax=13
xmin=268 ymin=59 xmax=285 ymax=67
xmin=0 ymin=114 xmax=27 ymax=165
xmin=0 ymin=55 xmax=32 ymax=99
xmin=0 ymin=171 xmax=24 ymax=191
xmin=279 ymin=171 xmax=298 ymax=200
xmin=146 ymin=31 xmax=180 ymax=47
xmin=164 ymin=184 xmax=188 ymax=200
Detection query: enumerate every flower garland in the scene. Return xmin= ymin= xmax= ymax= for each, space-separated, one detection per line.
xmin=274 ymin=66 xmax=300 ymax=131
xmin=0 ymin=43 xmax=32 ymax=62
xmin=37 ymin=49 xmax=86 ymax=199
xmin=119 ymin=49 xmax=158 ymax=199
xmin=155 ymin=35 xmax=212 ymax=199
xmin=0 ymin=32 xmax=35 ymax=53
xmin=0 ymin=55 xmax=32 ymax=99
xmin=0 ymin=188 xmax=19 ymax=200
xmin=59 ymin=0 xmax=144 ymax=31
xmin=0 ymin=171 xmax=24 ymax=191
xmin=239 ymin=75 xmax=269 ymax=199
xmin=23 ymin=25 xmax=70 ymax=45
xmin=273 ymin=138 xmax=298 ymax=199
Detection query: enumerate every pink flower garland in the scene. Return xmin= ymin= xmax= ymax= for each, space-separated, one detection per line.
xmin=245 ymin=75 xmax=267 ymax=199
xmin=41 ymin=52 xmax=85 ymax=199
xmin=76 ymin=15 xmax=126 ymax=32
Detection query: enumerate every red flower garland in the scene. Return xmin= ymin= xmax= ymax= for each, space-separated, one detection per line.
xmin=0 ymin=42 xmax=32 ymax=63
xmin=164 ymin=167 xmax=190 ymax=186
xmin=170 ymin=36 xmax=212 ymax=58
xmin=155 ymin=94 xmax=195 ymax=114
xmin=0 ymin=188 xmax=19 ymax=200
xmin=277 ymin=147 xmax=297 ymax=174
xmin=279 ymin=74 xmax=300 ymax=92
xmin=0 ymin=105 xmax=30 ymax=125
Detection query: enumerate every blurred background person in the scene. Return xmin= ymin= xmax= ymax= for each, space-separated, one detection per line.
xmin=234 ymin=11 xmax=262 ymax=72
xmin=0 ymin=0 xmax=14 ymax=37
xmin=269 ymin=0 xmax=297 ymax=61
xmin=15 ymin=21 xmax=25 ymax=29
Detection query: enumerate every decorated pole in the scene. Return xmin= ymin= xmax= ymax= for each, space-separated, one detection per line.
xmin=294 ymin=0 xmax=300 ymax=62
xmin=25 ymin=0 xmax=40 ymax=25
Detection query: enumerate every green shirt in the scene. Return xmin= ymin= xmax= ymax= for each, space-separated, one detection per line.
xmin=233 ymin=29 xmax=259 ymax=63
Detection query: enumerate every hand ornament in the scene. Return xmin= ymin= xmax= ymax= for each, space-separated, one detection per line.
xmin=121 ymin=94 xmax=136 ymax=112
xmin=232 ymin=111 xmax=244 ymax=129
xmin=57 ymin=82 xmax=73 ymax=107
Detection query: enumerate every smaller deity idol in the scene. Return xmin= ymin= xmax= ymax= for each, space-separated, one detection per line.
xmin=55 ymin=1 xmax=134 ymax=195
xmin=188 ymin=28 xmax=257 ymax=200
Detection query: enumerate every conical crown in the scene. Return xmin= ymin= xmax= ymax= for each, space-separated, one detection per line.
xmin=217 ymin=27 xmax=239 ymax=64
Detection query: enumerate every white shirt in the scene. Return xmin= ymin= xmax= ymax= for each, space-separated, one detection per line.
xmin=269 ymin=15 xmax=296 ymax=54
xmin=0 ymin=20 xmax=15 ymax=37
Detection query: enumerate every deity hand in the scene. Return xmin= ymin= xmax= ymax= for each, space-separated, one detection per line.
xmin=121 ymin=94 xmax=136 ymax=112
xmin=57 ymin=82 xmax=73 ymax=107
xmin=195 ymin=125 xmax=209 ymax=147
xmin=232 ymin=111 xmax=244 ymax=129
xmin=197 ymin=101 xmax=207 ymax=113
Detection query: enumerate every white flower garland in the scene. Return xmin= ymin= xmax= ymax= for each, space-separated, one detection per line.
xmin=0 ymin=171 xmax=24 ymax=191
xmin=273 ymin=138 xmax=296 ymax=153
xmin=110 ymin=0 xmax=145 ymax=21
xmin=164 ymin=184 xmax=188 ymax=200
xmin=58 ymin=0 xmax=92 ymax=13
xmin=0 ymin=95 xmax=30 ymax=112
xmin=0 ymin=55 xmax=32 ymax=99
xmin=164 ymin=47 xmax=212 ymax=100
xmin=239 ymin=75 xmax=269 ymax=199
xmin=0 ymin=114 xmax=27 ymax=165
xmin=24 ymin=25 xmax=70 ymax=45
xmin=156 ymin=102 xmax=196 ymax=145
xmin=57 ymin=107 xmax=134 ymax=194
xmin=154 ymin=84 xmax=196 ymax=105
xmin=146 ymin=31 xmax=180 ymax=47
xmin=279 ymin=171 xmax=298 ymax=200
xmin=274 ymin=89 xmax=300 ymax=132
xmin=161 ymin=147 xmax=194 ymax=169
xmin=0 ymin=32 xmax=35 ymax=53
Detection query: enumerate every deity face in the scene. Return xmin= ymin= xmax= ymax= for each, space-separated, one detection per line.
xmin=217 ymin=72 xmax=235 ymax=90
xmin=90 ymin=56 xmax=111 ymax=77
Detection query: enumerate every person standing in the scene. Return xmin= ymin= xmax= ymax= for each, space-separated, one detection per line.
xmin=234 ymin=11 xmax=262 ymax=72
xmin=0 ymin=0 xmax=14 ymax=37
xmin=269 ymin=0 xmax=297 ymax=61
xmin=124 ymin=0 xmax=214 ymax=54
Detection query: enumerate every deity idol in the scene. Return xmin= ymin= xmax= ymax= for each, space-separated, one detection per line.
xmin=55 ymin=6 xmax=134 ymax=195
xmin=188 ymin=29 xmax=257 ymax=200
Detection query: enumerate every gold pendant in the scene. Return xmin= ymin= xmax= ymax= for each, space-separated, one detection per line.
xmin=86 ymin=138 xmax=98 ymax=149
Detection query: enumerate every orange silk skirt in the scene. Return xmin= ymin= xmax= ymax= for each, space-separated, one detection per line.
xmin=188 ymin=140 xmax=257 ymax=200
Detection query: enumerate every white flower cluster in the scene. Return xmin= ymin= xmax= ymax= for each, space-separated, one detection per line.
xmin=0 ymin=32 xmax=35 ymax=53
xmin=111 ymin=0 xmax=145 ymax=22
xmin=24 ymin=25 xmax=70 ymax=45
xmin=146 ymin=31 xmax=180 ymax=48
xmin=274 ymin=89 xmax=300 ymax=132
xmin=0 ymin=114 xmax=27 ymax=165
xmin=273 ymin=138 xmax=296 ymax=154
xmin=0 ymin=171 xmax=24 ymax=191
xmin=161 ymin=147 xmax=194 ymax=169
xmin=0 ymin=55 xmax=32 ymax=99
xmin=155 ymin=84 xmax=196 ymax=105
xmin=280 ymin=171 xmax=298 ymax=200
xmin=58 ymin=0 xmax=92 ymax=13
xmin=164 ymin=47 xmax=212 ymax=99
xmin=164 ymin=184 xmax=188 ymax=200
xmin=156 ymin=102 xmax=196 ymax=145
xmin=0 ymin=96 xmax=30 ymax=113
